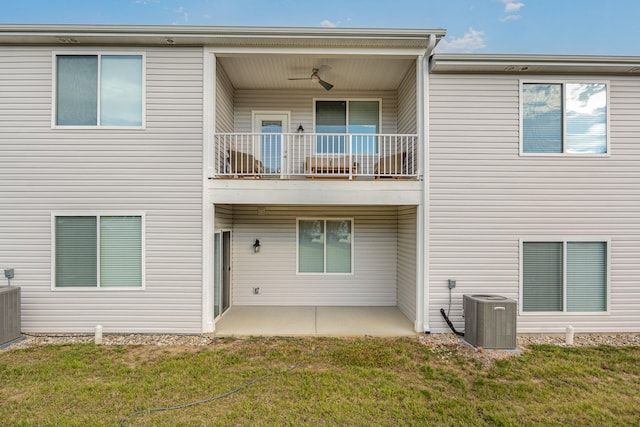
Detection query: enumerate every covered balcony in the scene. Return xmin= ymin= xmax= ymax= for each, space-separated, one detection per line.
xmin=208 ymin=51 xmax=426 ymax=181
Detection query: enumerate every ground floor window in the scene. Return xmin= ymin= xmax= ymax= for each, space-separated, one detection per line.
xmin=297 ymin=219 xmax=353 ymax=274
xmin=53 ymin=214 xmax=144 ymax=289
xmin=521 ymin=240 xmax=608 ymax=312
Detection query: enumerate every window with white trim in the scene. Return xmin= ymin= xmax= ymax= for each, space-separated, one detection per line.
xmin=297 ymin=219 xmax=353 ymax=274
xmin=55 ymin=54 xmax=144 ymax=127
xmin=521 ymin=82 xmax=608 ymax=154
xmin=54 ymin=215 xmax=144 ymax=288
xmin=315 ymin=100 xmax=380 ymax=154
xmin=521 ymin=241 xmax=608 ymax=312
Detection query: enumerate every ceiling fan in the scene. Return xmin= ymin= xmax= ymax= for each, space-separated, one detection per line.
xmin=288 ymin=68 xmax=334 ymax=91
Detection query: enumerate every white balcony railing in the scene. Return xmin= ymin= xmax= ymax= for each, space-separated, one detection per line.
xmin=213 ymin=133 xmax=418 ymax=179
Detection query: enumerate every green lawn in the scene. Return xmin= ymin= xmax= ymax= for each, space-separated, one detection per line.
xmin=1 ymin=337 xmax=638 ymax=426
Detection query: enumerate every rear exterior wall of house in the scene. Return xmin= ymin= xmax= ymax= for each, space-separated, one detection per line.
xmin=0 ymin=46 xmax=205 ymax=333
xmin=428 ymin=72 xmax=640 ymax=333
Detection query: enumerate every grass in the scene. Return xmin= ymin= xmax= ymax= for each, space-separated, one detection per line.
xmin=0 ymin=337 xmax=639 ymax=426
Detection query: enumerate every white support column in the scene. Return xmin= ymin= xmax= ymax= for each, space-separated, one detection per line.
xmin=414 ymin=46 xmax=432 ymax=333
xmin=202 ymin=49 xmax=216 ymax=333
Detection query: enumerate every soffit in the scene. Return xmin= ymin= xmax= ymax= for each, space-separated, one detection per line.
xmin=217 ymin=55 xmax=416 ymax=90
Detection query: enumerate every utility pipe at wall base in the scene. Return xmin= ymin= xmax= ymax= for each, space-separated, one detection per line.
xmin=566 ymin=325 xmax=575 ymax=345
xmin=94 ymin=325 xmax=103 ymax=345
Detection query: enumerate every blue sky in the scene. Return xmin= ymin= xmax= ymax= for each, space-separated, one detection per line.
xmin=3 ymin=0 xmax=640 ymax=55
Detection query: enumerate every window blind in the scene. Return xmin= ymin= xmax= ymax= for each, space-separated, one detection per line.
xmin=316 ymin=101 xmax=346 ymax=132
xmin=100 ymin=216 xmax=142 ymax=288
xmin=522 ymin=83 xmax=562 ymax=153
xmin=522 ymin=242 xmax=563 ymax=312
xmin=56 ymin=56 xmax=98 ymax=126
xmin=348 ymin=101 xmax=379 ymax=133
xmin=567 ymin=242 xmax=607 ymax=312
xmin=55 ymin=217 xmax=97 ymax=287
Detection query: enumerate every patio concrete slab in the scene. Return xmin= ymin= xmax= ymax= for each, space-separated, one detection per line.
xmin=316 ymin=306 xmax=415 ymax=336
xmin=214 ymin=306 xmax=316 ymax=336
xmin=214 ymin=306 xmax=415 ymax=337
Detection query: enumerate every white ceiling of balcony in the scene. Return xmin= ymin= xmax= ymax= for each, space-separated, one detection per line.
xmin=217 ymin=56 xmax=416 ymax=91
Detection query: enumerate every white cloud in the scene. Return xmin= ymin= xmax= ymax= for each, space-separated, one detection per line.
xmin=320 ymin=20 xmax=337 ymax=28
xmin=500 ymin=14 xmax=521 ymax=22
xmin=500 ymin=0 xmax=525 ymax=12
xmin=436 ymin=28 xmax=486 ymax=53
xmin=498 ymin=0 xmax=524 ymax=22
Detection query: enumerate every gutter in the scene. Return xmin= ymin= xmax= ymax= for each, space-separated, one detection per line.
xmin=431 ymin=53 xmax=640 ymax=75
xmin=0 ymin=24 xmax=446 ymax=48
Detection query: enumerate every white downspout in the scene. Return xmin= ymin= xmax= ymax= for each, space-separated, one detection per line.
xmin=417 ymin=34 xmax=436 ymax=333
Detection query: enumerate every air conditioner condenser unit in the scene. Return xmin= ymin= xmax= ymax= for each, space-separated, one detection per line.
xmin=463 ymin=294 xmax=517 ymax=349
xmin=0 ymin=286 xmax=21 ymax=345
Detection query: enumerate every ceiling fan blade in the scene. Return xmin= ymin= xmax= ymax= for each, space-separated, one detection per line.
xmin=318 ymin=79 xmax=334 ymax=91
xmin=288 ymin=77 xmax=312 ymax=80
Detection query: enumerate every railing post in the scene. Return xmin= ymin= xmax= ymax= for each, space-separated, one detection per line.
xmin=281 ymin=133 xmax=286 ymax=179
xmin=348 ymin=134 xmax=353 ymax=180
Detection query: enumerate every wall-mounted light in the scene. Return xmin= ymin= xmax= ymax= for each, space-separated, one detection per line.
xmin=4 ymin=268 xmax=14 ymax=286
xmin=253 ymin=239 xmax=261 ymax=253
xmin=297 ymin=124 xmax=305 ymax=133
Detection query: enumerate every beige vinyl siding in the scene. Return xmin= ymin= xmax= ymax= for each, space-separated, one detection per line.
xmin=215 ymin=204 xmax=233 ymax=229
xmin=230 ymin=205 xmax=398 ymax=306
xmin=428 ymin=73 xmax=640 ymax=333
xmin=233 ymin=89 xmax=398 ymax=134
xmin=397 ymin=206 xmax=417 ymax=320
xmin=397 ymin=64 xmax=417 ymax=134
xmin=215 ymin=61 xmax=234 ymax=133
xmin=0 ymin=46 xmax=204 ymax=333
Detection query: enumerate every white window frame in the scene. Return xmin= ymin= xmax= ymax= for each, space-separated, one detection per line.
xmin=313 ymin=98 xmax=382 ymax=154
xmin=51 ymin=212 xmax=146 ymax=290
xmin=296 ymin=217 xmax=354 ymax=275
xmin=519 ymin=238 xmax=610 ymax=315
xmin=51 ymin=51 xmax=147 ymax=129
xmin=519 ymin=80 xmax=610 ymax=157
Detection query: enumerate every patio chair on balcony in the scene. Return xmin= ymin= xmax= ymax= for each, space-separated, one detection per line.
xmin=374 ymin=151 xmax=406 ymax=178
xmin=227 ymin=148 xmax=264 ymax=178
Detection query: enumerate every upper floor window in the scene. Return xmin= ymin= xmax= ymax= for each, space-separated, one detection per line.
xmin=315 ymin=100 xmax=380 ymax=154
xmin=55 ymin=54 xmax=144 ymax=127
xmin=521 ymin=82 xmax=608 ymax=155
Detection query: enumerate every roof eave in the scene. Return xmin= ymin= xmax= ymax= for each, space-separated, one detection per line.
xmin=0 ymin=24 xmax=447 ymax=49
xmin=431 ymin=53 xmax=640 ymax=75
